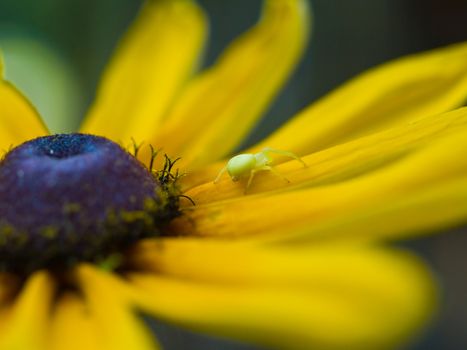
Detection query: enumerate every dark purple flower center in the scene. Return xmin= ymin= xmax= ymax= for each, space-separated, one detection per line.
xmin=0 ymin=134 xmax=180 ymax=274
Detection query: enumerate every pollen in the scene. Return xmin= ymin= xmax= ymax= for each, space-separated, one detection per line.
xmin=0 ymin=134 xmax=181 ymax=274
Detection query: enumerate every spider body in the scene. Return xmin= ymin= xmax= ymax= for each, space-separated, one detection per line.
xmin=225 ymin=152 xmax=270 ymax=181
xmin=214 ymin=147 xmax=306 ymax=192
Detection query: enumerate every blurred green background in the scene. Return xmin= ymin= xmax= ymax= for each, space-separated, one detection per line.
xmin=1 ymin=0 xmax=467 ymax=349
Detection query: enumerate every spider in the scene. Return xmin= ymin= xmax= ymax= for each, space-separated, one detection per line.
xmin=214 ymin=147 xmax=306 ymax=193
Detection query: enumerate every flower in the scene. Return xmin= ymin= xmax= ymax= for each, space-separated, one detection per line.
xmin=1 ymin=0 xmax=467 ymax=349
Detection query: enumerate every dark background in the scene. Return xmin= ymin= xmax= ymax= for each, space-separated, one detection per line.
xmin=1 ymin=0 xmax=467 ymax=348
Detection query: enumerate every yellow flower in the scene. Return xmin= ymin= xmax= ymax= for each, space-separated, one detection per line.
xmin=1 ymin=0 xmax=467 ymax=349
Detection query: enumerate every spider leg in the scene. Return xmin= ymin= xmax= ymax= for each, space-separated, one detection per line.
xmin=214 ymin=166 xmax=228 ymax=183
xmin=245 ymin=166 xmax=289 ymax=194
xmin=262 ymin=147 xmax=307 ymax=167
xmin=261 ymin=165 xmax=290 ymax=183
xmin=245 ymin=169 xmax=259 ymax=194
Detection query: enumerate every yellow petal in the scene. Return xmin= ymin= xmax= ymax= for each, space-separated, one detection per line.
xmin=147 ymin=0 xmax=310 ymax=168
xmin=77 ymin=264 xmax=160 ymax=350
xmin=277 ymin=176 xmax=467 ymax=245
xmin=173 ymin=127 xmax=467 ymax=238
xmin=253 ymin=41 xmax=467 ymax=156
xmin=129 ymin=241 xmax=435 ymax=349
xmin=0 ymin=55 xmax=49 ymax=151
xmin=0 ymin=271 xmax=54 ymax=350
xmin=49 ymin=293 xmax=99 ymax=350
xmin=81 ymin=0 xmax=207 ymax=142
xmin=185 ymin=107 xmax=467 ymax=203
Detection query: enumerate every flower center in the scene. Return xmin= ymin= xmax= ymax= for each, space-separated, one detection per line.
xmin=0 ymin=134 xmax=180 ymax=274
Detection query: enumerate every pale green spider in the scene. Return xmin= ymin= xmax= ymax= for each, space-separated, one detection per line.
xmin=214 ymin=147 xmax=307 ymax=192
